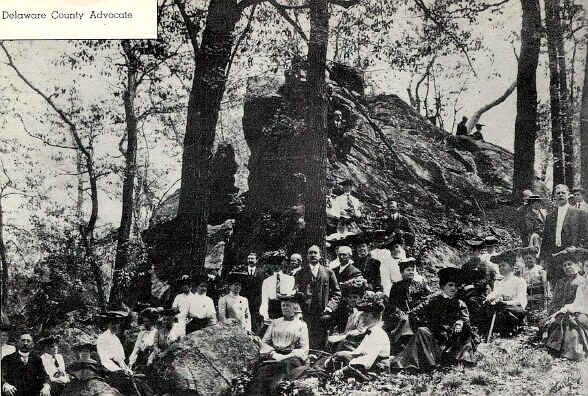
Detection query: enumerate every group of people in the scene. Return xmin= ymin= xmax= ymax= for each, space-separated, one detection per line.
xmin=4 ymin=182 xmax=588 ymax=395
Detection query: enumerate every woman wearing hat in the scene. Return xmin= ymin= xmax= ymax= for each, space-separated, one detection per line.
xmin=248 ymin=293 xmax=309 ymax=395
xmin=331 ymin=292 xmax=390 ymax=380
xmin=484 ymin=250 xmax=528 ymax=336
xmin=542 ymin=275 xmax=588 ymax=360
xmin=186 ymin=274 xmax=218 ymax=334
xmin=171 ymin=274 xmax=193 ymax=338
xmin=328 ymin=278 xmax=370 ymax=352
xmin=546 ymin=250 xmax=585 ymax=316
xmin=391 ymin=267 xmax=475 ymax=371
xmin=385 ymin=258 xmax=431 ymax=352
xmin=38 ymin=335 xmax=69 ymax=395
xmin=128 ymin=308 xmax=160 ymax=375
xmin=218 ymin=272 xmax=251 ymax=331
xmin=516 ymin=246 xmax=549 ymax=312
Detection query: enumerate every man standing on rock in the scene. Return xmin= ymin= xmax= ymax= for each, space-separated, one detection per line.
xmin=354 ymin=240 xmax=382 ymax=292
xmin=327 ymin=179 xmax=362 ymax=235
xmin=295 ymin=245 xmax=342 ymax=349
xmin=540 ymin=184 xmax=588 ymax=283
xmin=384 ymin=201 xmax=414 ymax=241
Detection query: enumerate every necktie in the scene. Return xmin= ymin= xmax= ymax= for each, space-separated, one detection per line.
xmin=54 ymin=356 xmax=64 ymax=377
xmin=578 ymin=203 xmax=581 ymax=209
xmin=276 ymin=273 xmax=280 ymax=295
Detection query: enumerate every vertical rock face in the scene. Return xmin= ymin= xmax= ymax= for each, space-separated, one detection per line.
xmin=227 ymin=65 xmax=521 ymax=268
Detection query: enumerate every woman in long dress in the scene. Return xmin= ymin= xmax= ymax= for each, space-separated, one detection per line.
xmin=217 ymin=272 xmax=251 ymax=331
xmin=391 ymin=267 xmax=475 ymax=371
xmin=128 ymin=308 xmax=160 ymax=375
xmin=542 ymin=251 xmax=588 ymax=360
xmin=248 ymin=293 xmax=309 ymax=395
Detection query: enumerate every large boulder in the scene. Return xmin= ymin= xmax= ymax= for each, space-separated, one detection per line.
xmin=153 ymin=320 xmax=261 ymax=396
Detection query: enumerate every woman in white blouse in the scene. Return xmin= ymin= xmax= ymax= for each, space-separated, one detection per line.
xmin=38 ymin=335 xmax=69 ymax=395
xmin=129 ymin=308 xmax=160 ymax=373
xmin=218 ymin=272 xmax=251 ymax=331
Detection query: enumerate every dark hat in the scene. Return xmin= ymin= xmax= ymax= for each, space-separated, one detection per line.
xmin=490 ymin=249 xmax=517 ymax=265
xmin=37 ymin=335 xmax=59 ymax=349
xmin=399 ymin=257 xmax=417 ymax=272
xmin=278 ymin=292 xmax=306 ymax=305
xmin=356 ymin=291 xmax=386 ymax=314
xmin=340 ymin=178 xmax=354 ymax=187
xmin=135 ymin=302 xmax=151 ymax=312
xmin=438 ymin=267 xmax=461 ymax=287
xmin=483 ymin=236 xmax=499 ymax=247
xmin=191 ymin=273 xmax=208 ymax=286
xmin=465 ymin=238 xmax=485 ymax=248
xmin=573 ymin=186 xmax=585 ymax=193
xmin=95 ymin=310 xmax=129 ymax=322
xmin=179 ymin=274 xmax=191 ymax=286
xmin=140 ymin=307 xmax=160 ymax=322
xmin=514 ymin=246 xmax=539 ymax=257
xmin=72 ymin=335 xmax=96 ymax=352
xmin=340 ymin=276 xmax=368 ymax=295
xmin=226 ymin=272 xmax=248 ymax=285
xmin=526 ymin=194 xmax=543 ymax=202
xmin=475 ymin=123 xmax=485 ymax=127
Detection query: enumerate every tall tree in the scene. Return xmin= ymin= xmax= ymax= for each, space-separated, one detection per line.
xmin=581 ymin=45 xmax=588 ymax=186
xmin=513 ymin=0 xmax=541 ymax=199
xmin=304 ymin=0 xmax=330 ymax=251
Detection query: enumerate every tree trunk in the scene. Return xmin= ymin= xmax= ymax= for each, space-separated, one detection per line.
xmin=110 ymin=41 xmax=139 ymax=308
xmin=466 ymin=81 xmax=516 ymax=133
xmin=545 ymin=0 xmax=565 ymax=186
xmin=304 ymin=0 xmax=329 ymax=252
xmin=581 ymin=45 xmax=588 ymax=186
xmin=0 ymin=198 xmax=7 ymax=310
xmin=176 ymin=0 xmax=241 ymax=276
xmin=553 ymin=0 xmax=574 ymax=187
xmin=513 ymin=0 xmax=541 ymax=199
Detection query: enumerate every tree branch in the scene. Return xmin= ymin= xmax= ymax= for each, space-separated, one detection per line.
xmin=174 ymin=0 xmax=200 ymax=49
xmin=328 ymin=0 xmax=360 ymax=8
xmin=16 ymin=114 xmax=79 ymax=150
xmin=226 ymin=5 xmax=257 ymax=77
xmin=269 ymin=0 xmax=309 ymax=42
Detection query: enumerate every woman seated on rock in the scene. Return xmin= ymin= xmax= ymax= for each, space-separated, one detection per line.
xmin=542 ymin=275 xmax=588 ymax=360
xmin=384 ymin=258 xmax=431 ymax=354
xmin=484 ymin=250 xmax=528 ymax=336
xmin=330 ymin=292 xmax=390 ymax=380
xmin=546 ymin=251 xmax=585 ymax=316
xmin=186 ymin=274 xmax=218 ymax=334
xmin=517 ymin=246 xmax=549 ymax=312
xmin=248 ymin=292 xmax=309 ymax=395
xmin=217 ymin=272 xmax=251 ymax=331
xmin=129 ymin=308 xmax=160 ymax=375
xmin=327 ymin=281 xmax=370 ymax=353
xmin=391 ymin=267 xmax=476 ymax=371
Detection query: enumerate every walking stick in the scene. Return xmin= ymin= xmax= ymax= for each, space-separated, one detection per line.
xmin=487 ymin=311 xmax=497 ymax=343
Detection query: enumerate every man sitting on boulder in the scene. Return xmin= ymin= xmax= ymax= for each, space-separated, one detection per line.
xmin=248 ymin=293 xmax=309 ymax=395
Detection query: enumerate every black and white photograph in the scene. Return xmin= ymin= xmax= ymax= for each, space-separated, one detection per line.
xmin=1 ymin=0 xmax=588 ymax=394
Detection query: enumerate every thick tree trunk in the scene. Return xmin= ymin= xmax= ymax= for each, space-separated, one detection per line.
xmin=177 ymin=0 xmax=241 ymax=276
xmin=110 ymin=41 xmax=139 ymax=308
xmin=545 ymin=0 xmax=565 ymax=186
xmin=553 ymin=0 xmax=574 ymax=187
xmin=304 ymin=0 xmax=329 ymax=252
xmin=466 ymin=82 xmax=516 ymax=133
xmin=0 ymin=199 xmax=7 ymax=310
xmin=581 ymin=47 xmax=588 ymax=186
xmin=513 ymin=0 xmax=541 ymax=199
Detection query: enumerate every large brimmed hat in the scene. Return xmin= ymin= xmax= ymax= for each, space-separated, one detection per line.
xmin=340 ymin=276 xmax=368 ymax=295
xmin=399 ymin=257 xmax=418 ymax=272
xmin=376 ymin=229 xmax=415 ymax=249
xmin=483 ymin=236 xmax=500 ymax=247
xmin=226 ymin=272 xmax=248 ymax=285
xmin=95 ymin=310 xmax=129 ymax=322
xmin=140 ymin=307 xmax=160 ymax=322
xmin=572 ymin=186 xmax=585 ymax=193
xmin=277 ymin=292 xmax=306 ymax=305
xmin=191 ymin=273 xmax=209 ymax=286
xmin=72 ymin=335 xmax=96 ymax=352
xmin=526 ymin=194 xmax=543 ymax=202
xmin=465 ymin=238 xmax=485 ymax=248
xmin=37 ymin=335 xmax=59 ymax=349
xmin=356 ymin=291 xmax=386 ymax=313
xmin=438 ymin=267 xmax=461 ymax=287
xmin=490 ymin=249 xmax=517 ymax=265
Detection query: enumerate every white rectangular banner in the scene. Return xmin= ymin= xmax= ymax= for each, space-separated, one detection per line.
xmin=0 ymin=0 xmax=157 ymax=39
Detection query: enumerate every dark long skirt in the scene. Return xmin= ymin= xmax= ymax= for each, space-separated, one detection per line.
xmin=247 ymin=356 xmax=305 ymax=395
xmin=186 ymin=317 xmax=209 ymax=334
xmin=543 ymin=312 xmax=588 ymax=361
xmin=388 ymin=316 xmax=415 ymax=355
xmin=460 ymin=290 xmax=489 ymax=333
xmin=105 ymin=371 xmax=154 ymax=396
xmin=391 ymin=327 xmax=475 ymax=371
xmin=487 ymin=303 xmax=527 ymax=336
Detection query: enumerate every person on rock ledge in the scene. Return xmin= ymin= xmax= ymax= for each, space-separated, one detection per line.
xmin=327 ymin=179 xmax=362 ymax=236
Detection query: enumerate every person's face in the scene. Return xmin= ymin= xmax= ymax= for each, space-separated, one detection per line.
xmin=357 ymin=243 xmax=369 ymax=258
xmin=45 ymin=343 xmax=59 ymax=356
xmin=307 ymin=246 xmax=321 ymax=264
xmin=229 ymin=282 xmax=241 ymax=294
xmin=498 ymin=262 xmax=513 ymax=276
xmin=574 ymin=191 xmax=583 ymax=203
xmin=281 ymin=302 xmax=295 ymax=319
xmin=563 ymin=261 xmax=579 ymax=277
xmin=338 ymin=250 xmax=351 ymax=265
xmin=390 ymin=202 xmax=398 ymax=213
xmin=401 ymin=266 xmax=415 ymax=281
xmin=555 ymin=185 xmax=570 ymax=206
xmin=0 ymin=331 xmax=9 ymax=345
xmin=442 ymin=282 xmax=457 ymax=299
xmin=347 ymin=294 xmax=361 ymax=308
xmin=109 ymin=322 xmax=121 ymax=334
xmin=247 ymin=254 xmax=257 ymax=266
xmin=18 ymin=334 xmax=33 ymax=353
xmin=343 ymin=185 xmax=353 ymax=194
xmin=181 ymin=284 xmax=190 ymax=294
xmin=524 ymin=254 xmax=536 ymax=269
xmin=79 ymin=350 xmax=92 ymax=360
xmin=196 ymin=283 xmax=208 ymax=295
xmin=143 ymin=317 xmax=155 ymax=329
xmin=290 ymin=255 xmax=302 ymax=268
xmin=392 ymin=243 xmax=403 ymax=255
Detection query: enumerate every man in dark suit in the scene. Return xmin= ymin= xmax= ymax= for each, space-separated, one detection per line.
xmin=540 ymin=184 xmax=588 ymax=282
xmin=295 ymin=245 xmax=342 ymax=349
xmin=329 ymin=245 xmax=363 ymax=332
xmin=354 ymin=241 xmax=382 ymax=292
xmin=384 ymin=201 xmax=414 ymax=239
xmin=242 ymin=252 xmax=265 ymax=334
xmin=1 ymin=333 xmax=51 ymax=396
